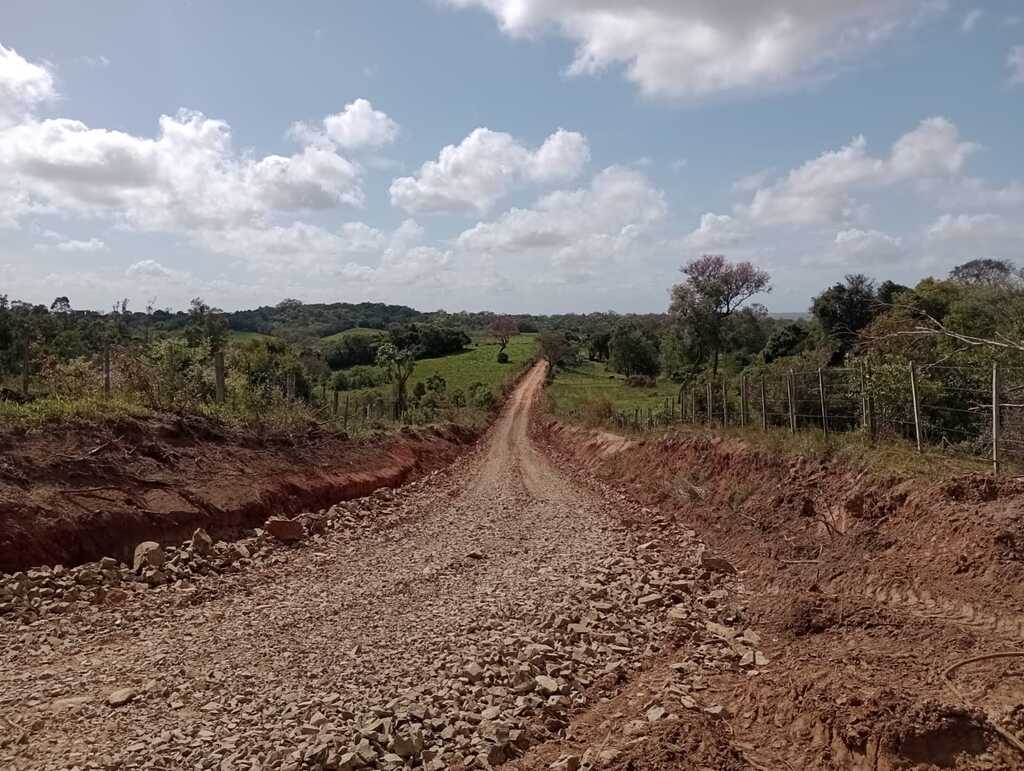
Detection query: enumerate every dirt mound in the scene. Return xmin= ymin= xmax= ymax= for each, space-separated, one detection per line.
xmin=0 ymin=416 xmax=478 ymax=571
xmin=605 ymin=716 xmax=750 ymax=771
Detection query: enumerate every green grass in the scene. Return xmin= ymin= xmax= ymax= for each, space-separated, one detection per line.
xmin=227 ymin=330 xmax=277 ymax=343
xmin=319 ymin=327 xmax=387 ymax=346
xmin=546 ymin=360 xmax=681 ymax=418
xmin=408 ymin=334 xmax=537 ymax=394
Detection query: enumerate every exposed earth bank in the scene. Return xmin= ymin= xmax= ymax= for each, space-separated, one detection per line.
xmin=0 ymin=417 xmax=477 ymax=572
xmin=533 ymin=418 xmax=1024 ymax=769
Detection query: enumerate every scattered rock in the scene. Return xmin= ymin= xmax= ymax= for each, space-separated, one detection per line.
xmin=132 ymin=541 xmax=164 ymax=571
xmin=264 ymin=516 xmax=305 ymax=543
xmin=107 ymin=688 xmax=136 ymax=707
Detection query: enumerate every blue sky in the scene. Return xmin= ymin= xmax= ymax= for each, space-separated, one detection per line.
xmin=2 ymin=1 xmax=1023 ymax=313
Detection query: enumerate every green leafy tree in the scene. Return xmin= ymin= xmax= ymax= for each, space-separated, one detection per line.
xmin=669 ymin=254 xmax=771 ymax=373
xmin=608 ymin=321 xmax=660 ymax=377
xmin=375 ymin=342 xmax=417 ymax=416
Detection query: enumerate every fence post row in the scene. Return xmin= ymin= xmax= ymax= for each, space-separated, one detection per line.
xmin=759 ymin=375 xmax=767 ymax=432
xmin=993 ymin=362 xmax=1001 ymax=476
xmin=909 ymin=362 xmax=923 ymax=453
xmin=817 ymin=368 xmax=828 ymax=438
xmin=786 ymin=370 xmax=796 ymax=434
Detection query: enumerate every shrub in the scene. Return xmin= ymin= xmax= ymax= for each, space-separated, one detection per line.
xmin=449 ymin=388 xmax=466 ymax=407
xmin=43 ymin=356 xmax=100 ymax=399
xmin=496 ymin=351 xmax=509 ymax=364
xmin=467 ymin=381 xmax=496 ymax=409
xmin=120 ymin=339 xmax=209 ymax=412
xmin=625 ymin=374 xmax=657 ymax=388
xmin=581 ymin=396 xmax=615 ymax=425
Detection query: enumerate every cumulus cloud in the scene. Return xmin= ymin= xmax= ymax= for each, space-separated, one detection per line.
xmin=926 ymin=212 xmax=1024 ymax=241
xmin=287 ymin=98 xmax=399 ymax=150
xmin=444 ymin=1 xmax=942 ymax=99
xmin=1009 ymin=46 xmax=1024 ymax=84
xmin=742 ymin=117 xmax=977 ymax=226
xmin=682 ymin=212 xmax=748 ymax=249
xmin=818 ymin=228 xmax=905 ymax=265
xmin=456 ymin=165 xmax=665 ymax=280
xmin=389 ymin=128 xmax=589 ymax=215
xmin=0 ymin=44 xmax=56 ymax=128
xmin=125 ymin=259 xmax=190 ymax=281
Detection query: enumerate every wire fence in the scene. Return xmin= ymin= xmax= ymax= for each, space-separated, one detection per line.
xmin=609 ymin=363 xmax=1019 ymax=475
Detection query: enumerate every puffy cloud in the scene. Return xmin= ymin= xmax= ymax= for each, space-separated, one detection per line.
xmin=125 ymin=259 xmax=190 ymax=281
xmin=389 ymin=127 xmax=589 ymax=215
xmin=456 ymin=165 xmax=665 ymax=280
xmin=287 ymin=98 xmax=399 ymax=149
xmin=682 ymin=212 xmax=747 ymax=249
xmin=1009 ymin=46 xmax=1024 ymax=84
xmin=0 ymin=45 xmax=56 ymax=128
xmin=444 ymin=1 xmax=942 ymax=99
xmin=0 ymin=110 xmax=366 ymax=232
xmin=926 ymin=213 xmax=1024 ymax=240
xmin=743 ymin=117 xmax=977 ymax=226
xmin=821 ymin=228 xmax=905 ymax=265
xmin=53 ymin=237 xmax=107 ymax=252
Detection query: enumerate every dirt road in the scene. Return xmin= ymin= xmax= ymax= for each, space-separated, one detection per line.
xmin=0 ymin=363 xmax=743 ymax=769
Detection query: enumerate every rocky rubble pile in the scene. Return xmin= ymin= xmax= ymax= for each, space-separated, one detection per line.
xmin=0 ymin=485 xmax=412 ymax=626
xmin=104 ymin=545 xmax=758 ymax=770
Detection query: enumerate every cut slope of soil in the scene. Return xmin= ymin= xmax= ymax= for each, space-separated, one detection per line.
xmin=0 ymin=417 xmax=477 ymax=572
xmin=534 ymin=418 xmax=1024 ymax=770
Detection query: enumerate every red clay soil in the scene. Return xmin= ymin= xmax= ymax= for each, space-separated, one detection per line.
xmin=0 ymin=416 xmax=477 ymax=572
xmin=530 ymin=418 xmax=1024 ymax=770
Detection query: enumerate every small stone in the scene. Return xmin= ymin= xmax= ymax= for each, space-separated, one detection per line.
xmin=264 ymin=516 xmax=305 ymax=543
xmin=699 ymin=553 xmax=737 ymax=574
xmin=535 ymin=675 xmax=560 ymax=695
xmin=132 ymin=542 xmax=164 ymax=571
xmin=191 ymin=528 xmax=214 ymax=556
xmin=107 ymin=688 xmax=137 ymax=707
xmin=645 ymin=705 xmax=666 ymax=722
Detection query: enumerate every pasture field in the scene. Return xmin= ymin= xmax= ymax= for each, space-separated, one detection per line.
xmin=545 ymin=360 xmax=681 ymax=418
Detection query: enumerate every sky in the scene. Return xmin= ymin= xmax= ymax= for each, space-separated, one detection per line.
xmin=1 ymin=1 xmax=1023 ymax=314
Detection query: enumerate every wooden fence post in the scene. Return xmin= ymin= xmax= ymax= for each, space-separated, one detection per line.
xmin=817 ymin=368 xmax=828 ymax=437
xmin=909 ymin=362 xmax=922 ymax=453
xmin=721 ymin=377 xmax=728 ymax=426
xmin=214 ymin=350 xmax=225 ymax=404
xmin=690 ymin=389 xmax=696 ymax=423
xmin=993 ymin=362 xmax=1001 ymax=476
xmin=859 ymin=366 xmax=867 ymax=430
xmin=706 ymin=382 xmax=713 ymax=425
xmin=740 ymin=375 xmax=747 ymax=427
xmin=760 ymin=375 xmax=768 ymax=431
xmin=343 ymin=394 xmax=350 ymax=431
xmin=21 ymin=335 xmax=30 ymax=397
xmin=103 ymin=344 xmax=111 ymax=398
xmin=787 ymin=371 xmax=796 ymax=434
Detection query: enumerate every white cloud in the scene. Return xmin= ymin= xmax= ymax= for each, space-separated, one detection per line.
xmin=0 ymin=44 xmax=56 ymax=128
xmin=682 ymin=212 xmax=747 ymax=249
xmin=445 ymin=1 xmax=943 ymax=99
xmin=287 ymin=98 xmax=399 ymax=150
xmin=821 ymin=228 xmax=905 ymax=265
xmin=961 ymin=9 xmax=983 ymax=32
xmin=0 ymin=109 xmax=366 ymax=233
xmin=743 ymin=117 xmax=977 ymax=225
xmin=1008 ymin=46 xmax=1024 ymax=84
xmin=125 ymin=259 xmax=190 ymax=281
xmin=389 ymin=127 xmax=589 ymax=215
xmin=456 ymin=165 xmax=666 ymax=280
xmin=926 ymin=212 xmax=1024 ymax=240
xmin=53 ymin=237 xmax=107 ymax=252
xmin=81 ymin=55 xmax=111 ymax=68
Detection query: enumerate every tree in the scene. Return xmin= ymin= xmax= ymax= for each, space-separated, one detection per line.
xmin=186 ymin=297 xmax=228 ymax=354
xmin=669 ymin=255 xmax=770 ymax=373
xmin=608 ymin=321 xmax=660 ymax=377
xmin=949 ymin=258 xmax=1018 ymax=287
xmin=489 ymin=316 xmax=518 ymax=358
xmin=587 ymin=330 xmax=611 ymax=362
xmin=375 ymin=342 xmax=417 ymax=417
xmin=762 ymin=322 xmax=809 ymax=363
xmin=811 ymin=274 xmax=878 ymax=363
xmin=537 ymin=331 xmax=578 ymax=368
xmin=50 ymin=297 xmax=71 ymax=314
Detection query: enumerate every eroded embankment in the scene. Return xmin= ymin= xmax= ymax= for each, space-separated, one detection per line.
xmin=0 ymin=417 xmax=478 ymax=572
xmin=535 ymin=417 xmax=1024 ymax=770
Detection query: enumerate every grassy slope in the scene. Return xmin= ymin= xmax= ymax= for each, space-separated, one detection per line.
xmin=546 ymin=360 xmax=681 ymax=418
xmin=319 ymin=327 xmax=387 ymax=346
xmin=408 ymin=334 xmax=537 ymax=394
